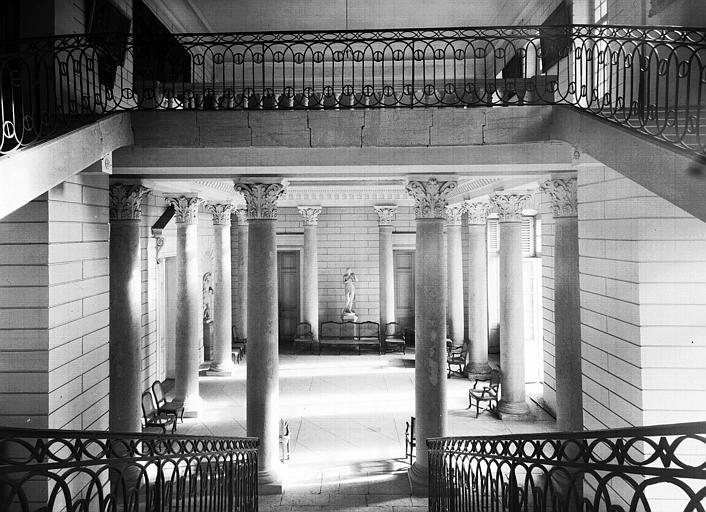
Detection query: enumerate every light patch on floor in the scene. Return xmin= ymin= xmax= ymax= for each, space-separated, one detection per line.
xmin=175 ymin=349 xmax=556 ymax=510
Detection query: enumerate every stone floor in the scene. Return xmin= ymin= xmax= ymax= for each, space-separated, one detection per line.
xmin=176 ymin=347 xmax=556 ymax=511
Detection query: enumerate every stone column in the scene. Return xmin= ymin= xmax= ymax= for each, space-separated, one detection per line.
xmin=464 ymin=201 xmax=492 ymax=379
xmin=541 ymin=177 xmax=582 ymax=431
xmin=444 ymin=205 xmax=465 ymax=347
xmin=374 ymin=206 xmax=397 ymax=329
xmin=490 ymin=192 xmax=531 ymax=418
xmin=405 ymin=178 xmax=457 ymax=495
xmin=233 ymin=208 xmax=248 ymax=341
xmin=166 ymin=195 xmax=205 ymax=417
xmin=207 ymin=203 xmax=236 ymax=375
xmin=109 ymin=184 xmax=150 ymax=432
xmin=298 ymin=206 xmax=322 ymax=342
xmin=235 ymin=182 xmax=286 ymax=494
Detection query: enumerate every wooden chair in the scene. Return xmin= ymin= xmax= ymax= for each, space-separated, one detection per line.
xmin=467 ymin=373 xmax=501 ymax=418
xmin=232 ymin=325 xmax=246 ymax=363
xmin=141 ymin=391 xmax=175 ymax=433
xmin=383 ymin=322 xmax=406 ymax=354
xmin=280 ymin=419 xmax=291 ymax=461
xmin=293 ymin=321 xmax=314 ymax=353
xmin=446 ymin=341 xmax=466 ymax=378
xmin=405 ymin=416 xmax=416 ymax=465
xmin=151 ymin=380 xmax=185 ymax=428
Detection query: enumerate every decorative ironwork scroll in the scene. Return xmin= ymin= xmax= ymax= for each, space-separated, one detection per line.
xmin=1 ymin=25 xmax=705 ymax=158
xmin=428 ymin=421 xmax=706 ymax=512
xmin=0 ymin=427 xmax=259 ymax=512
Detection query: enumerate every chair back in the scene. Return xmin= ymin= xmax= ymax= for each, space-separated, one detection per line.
xmin=385 ymin=322 xmax=402 ymax=337
xmin=141 ymin=391 xmax=156 ymax=420
xmin=295 ymin=321 xmax=312 ymax=337
xmin=151 ymin=380 xmax=166 ymax=407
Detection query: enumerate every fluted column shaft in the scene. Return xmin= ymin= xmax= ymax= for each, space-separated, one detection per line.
xmin=491 ymin=193 xmax=531 ymax=418
xmin=167 ymin=196 xmax=205 ymax=417
xmin=109 ymin=184 xmax=150 ymax=432
xmin=375 ymin=206 xmax=397 ymax=329
xmin=234 ymin=209 xmax=248 ymax=341
xmin=445 ymin=205 xmax=464 ymax=347
xmin=236 ymin=182 xmax=286 ymax=493
xmin=299 ymin=207 xmax=321 ymax=342
xmin=208 ymin=204 xmax=236 ymax=374
xmin=405 ymin=178 xmax=456 ymax=496
xmin=465 ymin=202 xmax=492 ymax=378
xmin=542 ymin=177 xmax=582 ymax=431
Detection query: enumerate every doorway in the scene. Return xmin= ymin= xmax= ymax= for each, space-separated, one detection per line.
xmin=159 ymin=256 xmax=177 ymax=379
xmin=393 ymin=250 xmax=415 ymax=332
xmin=277 ymin=251 xmax=300 ymax=343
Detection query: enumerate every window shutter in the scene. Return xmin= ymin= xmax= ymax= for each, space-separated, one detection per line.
xmin=487 ymin=218 xmax=499 ymax=252
xmin=521 ymin=216 xmax=535 ymax=257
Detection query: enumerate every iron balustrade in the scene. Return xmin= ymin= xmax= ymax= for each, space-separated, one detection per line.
xmin=0 ymin=427 xmax=258 ymax=512
xmin=1 ymin=24 xmax=705 ymax=157
xmin=427 ymin=421 xmax=706 ymax=512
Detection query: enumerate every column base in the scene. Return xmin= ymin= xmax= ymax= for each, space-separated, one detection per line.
xmin=182 ymin=394 xmax=205 ymax=418
xmin=465 ymin=362 xmax=493 ymax=380
xmin=258 ymin=464 xmax=284 ymax=495
xmin=408 ymin=462 xmax=428 ymax=497
xmin=496 ymin=399 xmax=532 ymax=421
xmin=206 ymin=360 xmax=238 ymax=376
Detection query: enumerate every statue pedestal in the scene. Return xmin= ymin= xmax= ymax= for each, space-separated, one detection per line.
xmin=341 ymin=312 xmax=358 ymax=322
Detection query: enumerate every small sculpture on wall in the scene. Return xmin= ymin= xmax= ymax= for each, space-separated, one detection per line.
xmin=342 ymin=268 xmax=358 ymax=321
xmin=203 ymin=272 xmax=214 ymax=321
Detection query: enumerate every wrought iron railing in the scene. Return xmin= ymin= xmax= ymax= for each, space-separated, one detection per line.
xmin=1 ymin=25 xmax=705 ymax=157
xmin=428 ymin=421 xmax=706 ymax=512
xmin=0 ymin=427 xmax=258 ymax=512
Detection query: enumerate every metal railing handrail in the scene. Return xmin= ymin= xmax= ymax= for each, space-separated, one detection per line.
xmin=0 ymin=426 xmax=259 ymax=512
xmin=427 ymin=421 xmax=706 ymax=512
xmin=1 ymin=23 xmax=705 ymax=159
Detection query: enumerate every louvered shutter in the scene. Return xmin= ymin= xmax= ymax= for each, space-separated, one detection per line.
xmin=487 ymin=218 xmax=499 ymax=252
xmin=521 ymin=216 xmax=535 ymax=257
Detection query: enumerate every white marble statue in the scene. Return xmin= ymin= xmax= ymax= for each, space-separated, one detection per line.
xmin=343 ymin=268 xmax=357 ymax=314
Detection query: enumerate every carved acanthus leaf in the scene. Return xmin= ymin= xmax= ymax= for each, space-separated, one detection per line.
xmin=405 ymin=179 xmax=457 ymax=219
xmin=444 ymin=204 xmax=464 ymax=226
xmin=165 ymin=196 xmax=204 ymax=224
xmin=373 ymin=206 xmax=397 ymax=226
xmin=206 ymin=203 xmax=235 ymax=225
xmin=235 ymin=183 xmax=285 ymax=220
xmin=464 ymin=201 xmax=489 ymax=225
xmin=109 ymin=184 xmax=150 ymax=221
xmin=489 ymin=193 xmax=532 ymax=222
xmin=298 ymin=206 xmax=323 ymax=226
xmin=235 ymin=208 xmax=248 ymax=226
xmin=540 ymin=177 xmax=578 ymax=218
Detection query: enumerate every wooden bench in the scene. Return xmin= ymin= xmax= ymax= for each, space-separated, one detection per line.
xmin=318 ymin=320 xmax=381 ymax=354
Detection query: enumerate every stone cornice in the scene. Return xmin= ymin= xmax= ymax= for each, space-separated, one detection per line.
xmin=541 ymin=177 xmax=578 ymax=218
xmin=234 ymin=208 xmax=248 ymax=226
xmin=405 ymin=179 xmax=457 ymax=219
xmin=489 ymin=192 xmax=532 ymax=222
xmin=206 ymin=203 xmax=235 ymax=225
xmin=109 ymin=184 xmax=150 ymax=221
xmin=235 ymin=183 xmax=285 ymax=220
xmin=444 ymin=204 xmax=465 ymax=226
xmin=464 ymin=201 xmax=489 ymax=225
xmin=165 ymin=196 xmax=204 ymax=225
xmin=373 ymin=206 xmax=398 ymax=226
xmin=298 ymin=206 xmax=323 ymax=226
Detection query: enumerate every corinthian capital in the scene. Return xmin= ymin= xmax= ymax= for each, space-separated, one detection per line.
xmin=464 ymin=201 xmax=489 ymax=225
xmin=541 ymin=177 xmax=577 ymax=218
xmin=298 ymin=206 xmax=322 ymax=226
xmin=235 ymin=208 xmax=248 ymax=226
xmin=235 ymin=183 xmax=285 ymax=220
xmin=206 ymin=203 xmax=235 ymax=226
xmin=373 ymin=206 xmax=397 ymax=226
xmin=405 ymin=179 xmax=457 ymax=219
xmin=166 ymin=196 xmax=204 ymax=225
xmin=109 ymin=184 xmax=150 ymax=221
xmin=444 ymin=204 xmax=464 ymax=226
xmin=489 ymin=193 xmax=531 ymax=222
